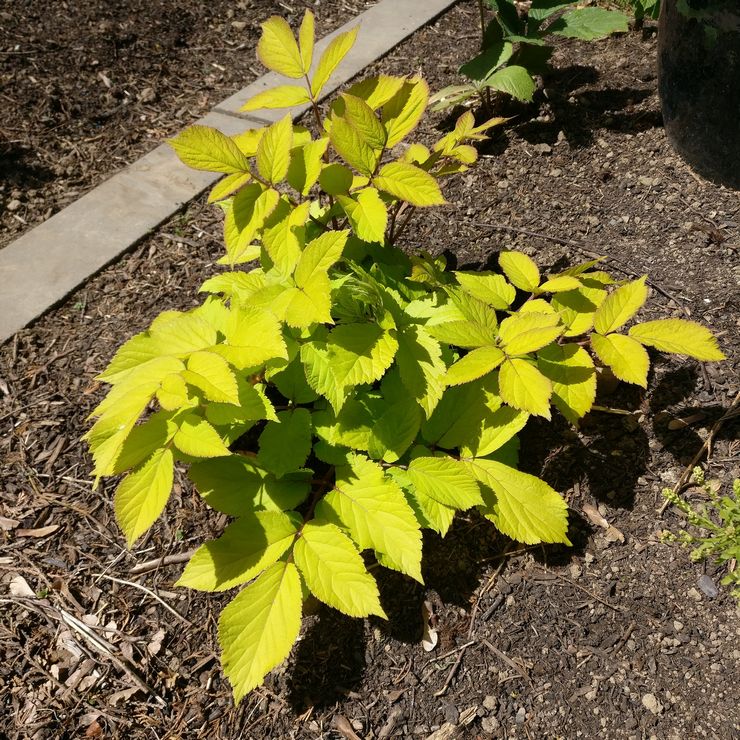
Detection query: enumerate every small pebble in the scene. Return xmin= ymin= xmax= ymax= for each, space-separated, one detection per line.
xmin=641 ymin=693 xmax=664 ymax=715
xmin=698 ymin=575 xmax=719 ymax=598
xmin=483 ymin=695 xmax=498 ymax=711
xmin=7 ymin=199 xmax=21 ymax=211
xmin=515 ymin=707 xmax=526 ymax=724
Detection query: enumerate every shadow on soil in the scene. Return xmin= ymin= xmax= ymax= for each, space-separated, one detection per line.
xmin=0 ymin=142 xmax=54 ymax=188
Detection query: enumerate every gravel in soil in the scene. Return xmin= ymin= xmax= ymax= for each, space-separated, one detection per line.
xmin=0 ymin=0 xmax=373 ymax=250
xmin=2 ymin=4 xmax=740 ymax=739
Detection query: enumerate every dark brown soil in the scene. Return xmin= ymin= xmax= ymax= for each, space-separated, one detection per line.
xmin=2 ymin=3 xmax=739 ymax=740
xmin=0 ymin=0 xmax=372 ymax=249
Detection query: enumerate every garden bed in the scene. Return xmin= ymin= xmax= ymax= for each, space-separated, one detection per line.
xmin=1 ymin=2 xmax=739 ymax=738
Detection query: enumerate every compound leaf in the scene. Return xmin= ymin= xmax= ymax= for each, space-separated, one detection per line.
xmin=257 ymin=16 xmax=304 ymax=78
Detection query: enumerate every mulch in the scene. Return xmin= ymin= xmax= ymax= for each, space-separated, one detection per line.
xmin=1 ymin=2 xmax=739 ymax=739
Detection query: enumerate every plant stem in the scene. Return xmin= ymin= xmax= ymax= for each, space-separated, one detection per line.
xmin=477 ymin=0 xmax=487 ymax=47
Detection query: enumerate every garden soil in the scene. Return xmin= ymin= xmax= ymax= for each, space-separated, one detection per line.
xmin=1 ymin=3 xmax=739 ymax=739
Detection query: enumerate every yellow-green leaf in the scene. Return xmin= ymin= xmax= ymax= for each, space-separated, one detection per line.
xmin=499 ymin=358 xmax=552 ymax=418
xmin=262 ymin=201 xmax=310 ymax=276
xmin=538 ymin=343 xmax=596 ymax=424
xmin=319 ymin=162 xmax=354 ymax=195
xmin=373 ymin=161 xmax=445 ymax=207
xmin=466 ymin=459 xmax=570 ymax=545
xmin=241 ymin=85 xmax=311 ymax=111
xmin=341 ymin=93 xmax=387 ymax=150
xmin=445 ymin=346 xmax=505 ymax=386
xmin=629 ymin=319 xmax=726 ymax=361
xmin=177 ymin=511 xmax=299 ymax=592
xmin=336 ymin=188 xmax=387 ymax=243
xmin=344 ymin=74 xmax=407 ymax=110
xmin=293 ymin=521 xmax=386 ymax=618
xmin=311 ymin=26 xmax=359 ymax=98
xmin=294 ymin=230 xmax=348 ymax=287
xmin=460 ymin=405 xmax=529 ymax=458
xmin=215 ymin=306 xmax=288 ymax=370
xmin=381 ymin=78 xmax=429 ymax=148
xmin=537 ymin=275 xmax=582 ymax=293
xmin=183 ymin=350 xmax=239 ymax=405
xmin=281 ymin=273 xmax=332 ymax=328
xmin=499 ymin=251 xmax=540 ymax=292
xmin=256 ymin=114 xmax=293 ymax=184
xmin=498 ymin=312 xmax=562 ymax=356
xmin=593 ymin=276 xmax=647 ymax=334
xmin=174 ymin=415 xmax=231 ymax=458
xmin=257 ymin=16 xmax=304 ymax=78
xmin=218 ymin=561 xmax=302 ymax=703
xmin=329 ymin=115 xmax=379 ymax=176
xmin=231 ymin=128 xmax=264 ymax=157
xmin=170 ymin=125 xmax=250 ymax=174
xmin=298 ymin=10 xmax=315 ymax=74
xmin=407 ymin=456 xmax=483 ymax=509
xmin=224 ymin=185 xmax=281 ymax=262
xmin=590 ymin=332 xmax=649 ymax=387
xmin=157 ymin=373 xmax=190 ymax=411
xmin=454 ymin=271 xmax=516 ymax=309
xmin=114 ymin=448 xmax=174 ymax=547
xmin=287 ymin=138 xmax=329 ymax=195
xmin=208 ymin=172 xmax=252 ymax=203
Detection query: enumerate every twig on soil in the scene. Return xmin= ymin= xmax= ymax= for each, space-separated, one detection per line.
xmin=129 ymin=549 xmax=196 ymax=576
xmin=658 ymin=390 xmax=740 ymax=515
xmin=537 ymin=566 xmax=626 ymax=613
xmin=432 ymin=643 xmax=471 ymax=697
xmin=482 ymin=639 xmax=532 ymax=686
xmin=469 ymin=220 xmax=691 ymax=315
xmin=95 ymin=573 xmax=192 ymax=626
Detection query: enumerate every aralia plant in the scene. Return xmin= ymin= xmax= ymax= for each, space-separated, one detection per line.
xmin=86 ymin=11 xmax=726 ymax=701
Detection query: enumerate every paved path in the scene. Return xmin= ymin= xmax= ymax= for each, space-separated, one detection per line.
xmin=0 ymin=0 xmax=456 ymax=344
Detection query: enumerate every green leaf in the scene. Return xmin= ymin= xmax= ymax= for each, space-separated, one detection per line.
xmin=381 ymin=78 xmax=429 ymax=148
xmin=269 ymin=356 xmax=319 ymax=404
xmin=183 ymin=351 xmax=239 ymax=405
xmin=311 ymin=26 xmax=359 ymax=98
xmin=114 ymin=448 xmax=174 ymax=547
xmin=460 ymin=405 xmax=529 ymax=458
xmin=174 ymin=414 xmax=231 ymax=458
xmin=300 ymin=341 xmax=348 ymax=413
xmin=593 ymin=276 xmax=647 ymax=334
xmin=396 ymin=325 xmax=446 ymax=419
xmin=169 ymin=125 xmax=250 ymax=174
xmin=224 ymin=185 xmax=281 ymax=262
xmin=407 ymin=456 xmax=483 ymax=509
xmin=293 ymin=521 xmax=386 ymax=618
xmin=112 ymin=412 xmax=178 ymax=474
xmin=590 ymin=332 xmax=649 ymax=388
xmin=256 ymin=16 xmax=305 ymax=78
xmin=537 ymin=275 xmax=582 ymax=293
xmin=218 ymin=561 xmax=302 ymax=703
xmin=483 ymin=65 xmax=536 ymax=102
xmin=216 ymin=306 xmax=288 ymax=370
xmin=262 ymin=201 xmax=310 ymax=276
xmin=189 ymin=455 xmax=310 ymax=515
xmin=208 ymin=172 xmax=252 ymax=203
xmin=499 ymin=358 xmax=552 ymax=418
xmin=549 ymin=8 xmax=629 ymax=40
xmin=498 ymin=312 xmax=562 ymax=356
xmin=177 ymin=511 xmax=299 ymax=591
xmin=281 ymin=273 xmax=333 ymax=328
xmin=499 ymin=251 xmax=540 ymax=292
xmin=287 ymin=138 xmax=329 ymax=195
xmin=374 ymin=162 xmax=445 ymax=207
xmin=336 ymin=188 xmax=387 ymax=244
xmin=317 ymin=454 xmax=423 ymax=582
xmin=341 ymin=93 xmax=387 ymax=150
xmin=454 ymin=271 xmax=516 ymax=309
xmin=427 ymin=320 xmax=498 ymax=349
xmin=629 ymin=319 xmax=726 ymax=361
xmin=367 ymin=392 xmax=422 ymax=463
xmin=257 ymin=409 xmax=312 ymax=478
xmin=327 ymin=322 xmax=398 ymax=388
xmin=528 ymin=1 xmax=577 ymax=22
xmin=299 ymin=10 xmax=314 ymax=73
xmin=241 ymin=85 xmax=311 ymax=111
xmin=156 ymin=373 xmax=191 ymax=411
xmin=256 ymin=115 xmax=293 ymax=184
xmin=344 ymin=75 xmax=407 ymax=110
xmin=459 ymin=41 xmax=514 ymax=81
xmin=466 ymin=459 xmax=570 ymax=545
xmin=318 ymin=162 xmax=353 ymax=195
xmin=294 ymin=230 xmax=348 ymax=287
xmin=445 ymin=346 xmax=505 ymax=386
xmin=537 ymin=343 xmax=596 ymax=424
xmin=329 ymin=115 xmax=379 ymax=177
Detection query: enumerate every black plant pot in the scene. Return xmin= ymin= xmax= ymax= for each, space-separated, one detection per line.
xmin=657 ymin=0 xmax=740 ymax=189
